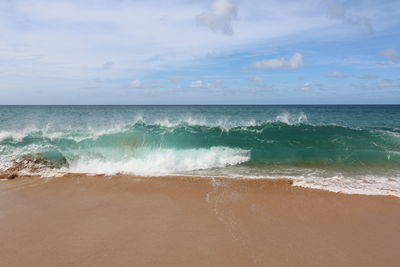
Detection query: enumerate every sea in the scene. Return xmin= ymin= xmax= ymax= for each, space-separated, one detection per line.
xmin=1 ymin=105 xmax=400 ymax=197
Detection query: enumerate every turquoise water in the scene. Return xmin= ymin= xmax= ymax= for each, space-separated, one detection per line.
xmin=1 ymin=105 xmax=400 ymax=196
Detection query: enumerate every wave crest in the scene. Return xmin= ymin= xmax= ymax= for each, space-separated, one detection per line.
xmin=0 ymin=147 xmax=250 ymax=177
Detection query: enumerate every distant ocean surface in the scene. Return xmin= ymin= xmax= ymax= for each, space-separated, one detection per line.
xmin=1 ymin=105 xmax=400 ymax=196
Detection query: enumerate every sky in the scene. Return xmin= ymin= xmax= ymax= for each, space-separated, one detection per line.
xmin=0 ymin=0 xmax=399 ymax=104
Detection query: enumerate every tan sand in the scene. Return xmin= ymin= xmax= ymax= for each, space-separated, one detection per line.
xmin=0 ymin=175 xmax=399 ymax=266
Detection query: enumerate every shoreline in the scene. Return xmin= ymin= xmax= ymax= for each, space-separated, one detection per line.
xmin=2 ymin=172 xmax=400 ymax=198
xmin=1 ymin=175 xmax=400 ymax=266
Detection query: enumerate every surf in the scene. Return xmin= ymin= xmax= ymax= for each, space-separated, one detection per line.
xmin=1 ymin=106 xmax=400 ymax=197
xmin=1 ymin=117 xmax=400 ymax=170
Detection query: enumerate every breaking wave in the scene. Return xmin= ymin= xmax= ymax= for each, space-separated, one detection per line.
xmin=1 ymin=110 xmax=400 ymax=197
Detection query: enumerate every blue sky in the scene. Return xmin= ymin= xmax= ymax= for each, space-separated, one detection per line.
xmin=0 ymin=0 xmax=399 ymax=104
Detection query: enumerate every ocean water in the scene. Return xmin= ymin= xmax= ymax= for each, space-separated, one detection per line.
xmin=1 ymin=105 xmax=400 ymax=196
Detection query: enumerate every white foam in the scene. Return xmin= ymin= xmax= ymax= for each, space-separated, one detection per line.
xmin=0 ymin=112 xmax=310 ymax=146
xmin=68 ymin=146 xmax=250 ymax=176
xmin=149 ymin=117 xmax=259 ymax=131
xmin=149 ymin=113 xmax=307 ymax=129
xmin=177 ymin=167 xmax=400 ymax=198
xmin=0 ymin=131 xmax=30 ymax=142
xmin=292 ymin=175 xmax=400 ymax=197
xmin=0 ymin=143 xmax=50 ymax=168
xmin=275 ymin=112 xmax=307 ymax=125
xmin=0 ymin=122 xmax=133 ymax=143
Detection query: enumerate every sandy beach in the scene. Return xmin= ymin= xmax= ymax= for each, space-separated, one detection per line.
xmin=0 ymin=176 xmax=399 ymax=266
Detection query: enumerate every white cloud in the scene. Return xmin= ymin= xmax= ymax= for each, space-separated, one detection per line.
xmin=327 ymin=72 xmax=347 ymax=78
xmin=250 ymin=53 xmax=304 ymax=70
xmin=251 ymin=76 xmax=264 ymax=82
xmin=301 ymin=82 xmax=311 ymax=91
xmin=130 ymin=79 xmax=143 ymax=88
xmin=190 ymin=80 xmax=215 ymax=88
xmin=196 ymin=0 xmax=237 ymax=35
xmin=103 ymin=61 xmax=113 ymax=70
xmin=359 ymin=74 xmax=378 ymax=79
xmin=378 ymin=79 xmax=396 ymax=88
xmin=190 ymin=80 xmax=203 ymax=88
xmin=380 ymin=49 xmax=400 ymax=64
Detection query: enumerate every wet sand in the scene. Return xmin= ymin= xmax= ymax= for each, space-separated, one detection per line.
xmin=0 ymin=175 xmax=399 ymax=266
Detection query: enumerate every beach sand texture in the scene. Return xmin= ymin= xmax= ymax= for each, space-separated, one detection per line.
xmin=0 ymin=176 xmax=399 ymax=266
